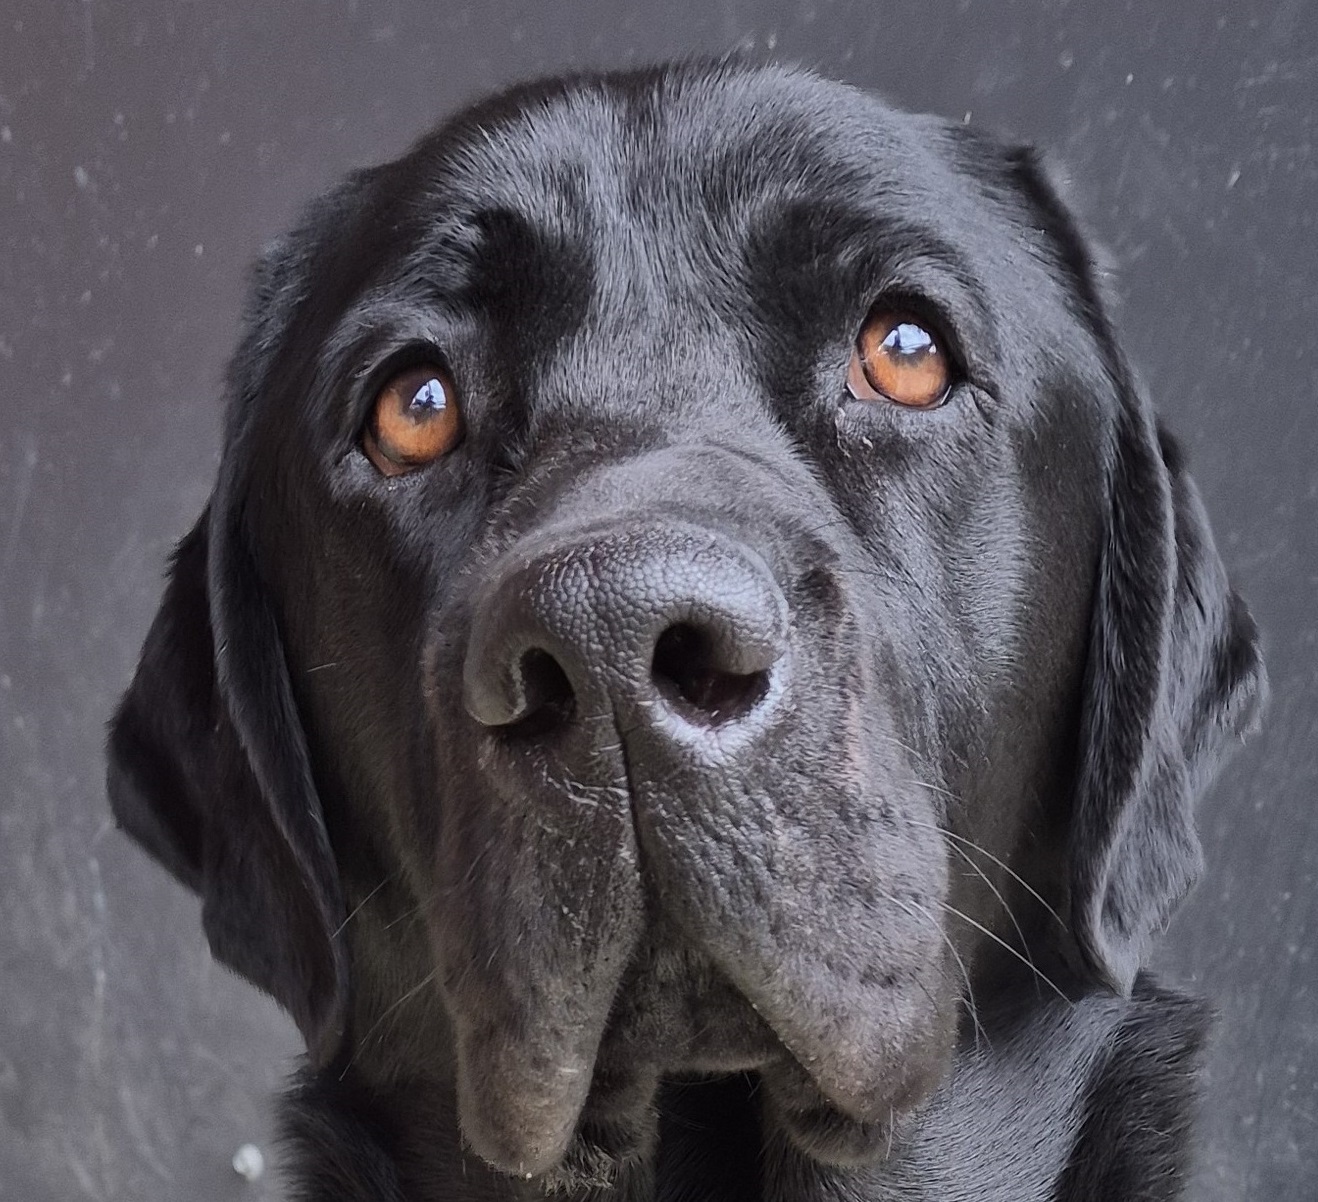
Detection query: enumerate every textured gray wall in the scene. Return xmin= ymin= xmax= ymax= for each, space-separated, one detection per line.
xmin=1 ymin=2 xmax=1313 ymax=1198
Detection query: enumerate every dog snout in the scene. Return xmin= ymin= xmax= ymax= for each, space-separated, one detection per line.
xmin=462 ymin=523 xmax=790 ymax=738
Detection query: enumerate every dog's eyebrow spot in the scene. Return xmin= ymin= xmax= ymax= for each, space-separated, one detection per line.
xmin=451 ymin=207 xmax=598 ymax=363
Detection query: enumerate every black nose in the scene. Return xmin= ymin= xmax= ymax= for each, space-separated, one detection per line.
xmin=462 ymin=523 xmax=789 ymax=736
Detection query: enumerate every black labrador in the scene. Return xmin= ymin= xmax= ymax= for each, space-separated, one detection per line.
xmin=107 ymin=62 xmax=1265 ymax=1201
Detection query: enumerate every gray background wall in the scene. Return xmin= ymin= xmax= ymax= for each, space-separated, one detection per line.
xmin=1 ymin=2 xmax=1313 ymax=1198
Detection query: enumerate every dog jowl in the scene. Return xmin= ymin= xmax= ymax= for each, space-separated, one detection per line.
xmin=107 ymin=62 xmax=1264 ymax=1201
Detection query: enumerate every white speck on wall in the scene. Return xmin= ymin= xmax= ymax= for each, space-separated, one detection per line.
xmin=232 ymin=1143 xmax=265 ymax=1182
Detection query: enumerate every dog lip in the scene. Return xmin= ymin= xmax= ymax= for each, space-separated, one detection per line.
xmin=453 ymin=1015 xmax=604 ymax=1177
xmin=451 ymin=980 xmax=946 ymax=1178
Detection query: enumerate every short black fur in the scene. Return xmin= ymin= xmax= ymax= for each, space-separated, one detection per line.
xmin=107 ymin=61 xmax=1264 ymax=1200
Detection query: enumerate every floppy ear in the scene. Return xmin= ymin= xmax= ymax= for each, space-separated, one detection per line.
xmin=1070 ymin=402 xmax=1264 ymax=993
xmin=107 ymin=172 xmax=391 ymax=1063
xmin=107 ymin=502 xmax=349 ymax=1064
xmin=1008 ymin=151 xmax=1268 ymax=993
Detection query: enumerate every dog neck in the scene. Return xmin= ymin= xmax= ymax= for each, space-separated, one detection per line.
xmin=763 ymin=980 xmax=1207 ymax=1202
xmin=278 ymin=978 xmax=1206 ymax=1201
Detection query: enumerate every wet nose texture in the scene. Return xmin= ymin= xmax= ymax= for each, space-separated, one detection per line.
xmin=463 ymin=523 xmax=790 ymax=739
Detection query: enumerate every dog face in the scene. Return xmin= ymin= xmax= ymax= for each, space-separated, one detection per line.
xmin=107 ymin=63 xmax=1263 ymax=1182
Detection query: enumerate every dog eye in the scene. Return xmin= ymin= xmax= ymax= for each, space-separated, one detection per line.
xmin=847 ymin=311 xmax=950 ymax=409
xmin=362 ymin=364 xmax=464 ymax=476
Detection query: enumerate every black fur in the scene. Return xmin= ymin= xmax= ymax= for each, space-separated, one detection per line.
xmin=107 ymin=61 xmax=1264 ymax=1200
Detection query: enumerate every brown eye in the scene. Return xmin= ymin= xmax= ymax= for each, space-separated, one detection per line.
xmin=362 ymin=364 xmax=463 ymax=476
xmin=847 ymin=310 xmax=951 ymax=408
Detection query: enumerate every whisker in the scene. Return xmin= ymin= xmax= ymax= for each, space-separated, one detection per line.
xmin=888 ymin=894 xmax=987 ymax=1050
xmin=460 ymin=832 xmax=506 ymax=890
xmin=797 ymin=516 xmax=856 ymax=541
xmin=944 ymin=842 xmax=1041 ymax=1002
xmin=937 ymin=901 xmax=1070 ymax=1003
xmin=870 ymin=730 xmax=925 ymax=761
xmin=904 ymin=815 xmax=1068 ymax=930
xmin=331 ymin=874 xmax=394 ymax=939
xmin=340 ymin=968 xmax=442 ymax=1079
xmin=384 ymin=902 xmax=428 ymax=931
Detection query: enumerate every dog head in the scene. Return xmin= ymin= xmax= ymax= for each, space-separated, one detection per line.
xmin=107 ymin=62 xmax=1263 ymax=1179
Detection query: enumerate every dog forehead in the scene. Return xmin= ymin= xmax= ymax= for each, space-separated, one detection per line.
xmin=398 ymin=63 xmax=994 ymax=262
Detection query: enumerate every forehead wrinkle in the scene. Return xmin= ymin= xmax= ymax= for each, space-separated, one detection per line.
xmin=598 ymin=77 xmax=1013 ymax=340
xmin=429 ymin=92 xmax=627 ymax=246
xmin=404 ymin=62 xmax=1031 ymax=298
xmin=401 ymin=72 xmax=924 ymax=330
xmin=425 ymin=75 xmax=860 ymax=320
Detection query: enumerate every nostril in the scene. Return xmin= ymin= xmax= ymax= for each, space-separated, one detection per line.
xmin=651 ymin=624 xmax=771 ymax=727
xmin=502 ymin=649 xmax=576 ymax=738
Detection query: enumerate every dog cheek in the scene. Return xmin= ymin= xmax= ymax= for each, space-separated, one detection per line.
xmin=749 ymin=824 xmax=958 ymax=1169
xmin=427 ymin=726 xmax=646 ymax=1176
xmin=630 ymin=739 xmax=955 ymax=1109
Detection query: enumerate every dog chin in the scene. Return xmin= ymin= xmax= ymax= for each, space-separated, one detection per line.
xmin=468 ymin=1069 xmax=934 ymax=1191
xmin=458 ymin=1021 xmax=950 ymax=1183
xmin=756 ymin=1052 xmax=937 ymax=1167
